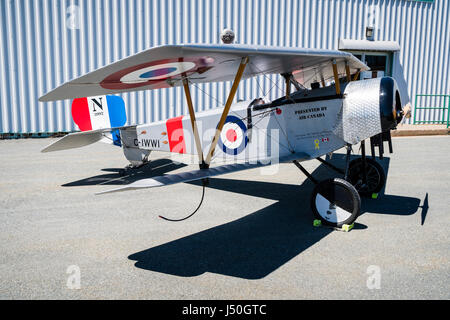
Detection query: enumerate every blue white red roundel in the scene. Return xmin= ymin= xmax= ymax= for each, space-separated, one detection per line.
xmin=119 ymin=62 xmax=196 ymax=83
xmin=101 ymin=57 xmax=214 ymax=90
xmin=218 ymin=116 xmax=248 ymax=155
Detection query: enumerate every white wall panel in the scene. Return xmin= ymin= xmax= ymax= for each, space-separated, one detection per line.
xmin=0 ymin=0 xmax=448 ymax=133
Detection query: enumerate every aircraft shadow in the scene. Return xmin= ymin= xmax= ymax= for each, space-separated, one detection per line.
xmin=128 ymin=154 xmax=422 ymax=279
xmin=62 ymin=158 xmax=187 ymax=187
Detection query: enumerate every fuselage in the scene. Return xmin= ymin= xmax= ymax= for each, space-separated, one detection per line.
xmin=120 ymin=77 xmax=401 ymax=166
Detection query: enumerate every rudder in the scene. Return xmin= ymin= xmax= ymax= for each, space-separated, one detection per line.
xmin=71 ymin=95 xmax=126 ymax=131
xmin=71 ymin=95 xmax=127 ymax=146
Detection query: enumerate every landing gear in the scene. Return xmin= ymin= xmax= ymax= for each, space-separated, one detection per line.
xmin=347 ymin=158 xmax=385 ymax=197
xmin=118 ymin=166 xmax=132 ymax=177
xmin=294 ymin=140 xmax=388 ymax=227
xmin=294 ymin=147 xmax=361 ymax=227
xmin=311 ymin=178 xmax=360 ymax=227
xmin=118 ymin=155 xmax=151 ymax=177
xmin=347 ymin=140 xmax=386 ymax=197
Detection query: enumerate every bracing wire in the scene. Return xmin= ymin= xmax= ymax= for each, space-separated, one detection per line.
xmin=158 ymin=183 xmax=206 ymax=222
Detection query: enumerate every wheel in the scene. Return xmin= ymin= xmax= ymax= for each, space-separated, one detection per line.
xmin=347 ymin=158 xmax=386 ymax=197
xmin=311 ymin=178 xmax=361 ymax=227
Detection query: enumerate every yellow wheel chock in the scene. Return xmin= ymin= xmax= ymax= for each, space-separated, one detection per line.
xmin=313 ymin=219 xmax=354 ymax=232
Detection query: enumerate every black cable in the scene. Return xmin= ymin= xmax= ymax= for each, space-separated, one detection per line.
xmin=158 ymin=184 xmax=206 ymax=222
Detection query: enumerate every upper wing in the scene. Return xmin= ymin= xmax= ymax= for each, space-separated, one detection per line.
xmin=96 ymin=152 xmax=308 ymax=195
xmin=39 ymin=44 xmax=368 ymax=102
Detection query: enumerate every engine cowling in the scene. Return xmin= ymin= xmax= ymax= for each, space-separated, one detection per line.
xmin=340 ymin=76 xmax=403 ymax=145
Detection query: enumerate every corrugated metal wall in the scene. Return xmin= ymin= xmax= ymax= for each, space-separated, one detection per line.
xmin=1 ymin=0 xmax=449 ymax=134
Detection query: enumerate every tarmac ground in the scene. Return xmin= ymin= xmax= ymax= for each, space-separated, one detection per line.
xmin=391 ymin=124 xmax=450 ymax=137
xmin=0 ymin=135 xmax=449 ymax=299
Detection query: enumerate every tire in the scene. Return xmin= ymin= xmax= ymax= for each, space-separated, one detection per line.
xmin=311 ymin=178 xmax=361 ymax=227
xmin=347 ymin=158 xmax=386 ymax=197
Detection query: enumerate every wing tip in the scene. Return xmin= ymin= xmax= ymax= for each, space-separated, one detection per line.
xmin=38 ymin=95 xmax=48 ymax=102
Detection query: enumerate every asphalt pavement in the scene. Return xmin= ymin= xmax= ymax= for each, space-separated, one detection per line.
xmin=0 ymin=136 xmax=449 ymax=299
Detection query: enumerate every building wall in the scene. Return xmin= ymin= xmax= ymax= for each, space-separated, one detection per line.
xmin=0 ymin=0 xmax=448 ymax=134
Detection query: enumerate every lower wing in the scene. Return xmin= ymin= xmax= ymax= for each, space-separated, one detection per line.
xmin=96 ymin=152 xmax=308 ymax=195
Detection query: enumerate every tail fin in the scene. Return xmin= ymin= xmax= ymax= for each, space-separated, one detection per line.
xmin=72 ymin=95 xmax=126 ymax=131
xmin=41 ymin=95 xmax=129 ymax=153
xmin=72 ymin=95 xmax=126 ymax=146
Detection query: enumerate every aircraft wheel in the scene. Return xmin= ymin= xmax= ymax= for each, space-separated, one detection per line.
xmin=311 ymin=178 xmax=361 ymax=227
xmin=347 ymin=158 xmax=386 ymax=197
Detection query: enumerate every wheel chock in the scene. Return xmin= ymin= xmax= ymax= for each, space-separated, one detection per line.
xmin=341 ymin=223 xmax=354 ymax=232
xmin=313 ymin=219 xmax=322 ymax=227
xmin=372 ymin=193 xmax=378 ymax=199
xmin=313 ymin=220 xmax=354 ymax=232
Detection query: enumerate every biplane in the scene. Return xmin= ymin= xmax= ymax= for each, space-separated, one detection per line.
xmin=39 ymin=42 xmax=408 ymax=227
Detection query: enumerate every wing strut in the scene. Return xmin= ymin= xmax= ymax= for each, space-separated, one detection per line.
xmin=282 ymin=72 xmax=304 ymax=93
xmin=182 ymin=78 xmax=205 ymax=167
xmin=345 ymin=61 xmax=352 ymax=82
xmin=332 ymin=59 xmax=341 ymax=95
xmin=353 ymin=69 xmax=361 ymax=81
xmin=204 ymin=56 xmax=249 ymax=165
xmin=284 ymin=74 xmax=291 ymax=99
xmin=320 ymin=76 xmax=326 ymax=87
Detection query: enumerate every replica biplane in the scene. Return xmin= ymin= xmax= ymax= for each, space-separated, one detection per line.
xmin=40 ymin=42 xmax=409 ymax=227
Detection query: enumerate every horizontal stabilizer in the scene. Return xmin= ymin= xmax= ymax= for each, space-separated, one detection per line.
xmin=96 ymin=153 xmax=308 ymax=194
xmin=41 ymin=126 xmax=135 ymax=153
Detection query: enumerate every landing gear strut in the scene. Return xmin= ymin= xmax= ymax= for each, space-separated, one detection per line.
xmin=348 ymin=158 xmax=386 ymax=197
xmin=348 ymin=140 xmax=386 ymax=197
xmin=293 ymin=144 xmax=361 ymax=228
xmin=118 ymin=155 xmax=151 ymax=177
xmin=294 ymin=141 xmax=386 ymax=227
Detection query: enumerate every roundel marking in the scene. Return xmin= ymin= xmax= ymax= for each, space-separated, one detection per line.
xmin=139 ymin=67 xmax=177 ymax=79
xmin=218 ymin=115 xmax=248 ymax=155
xmin=226 ymin=128 xmax=237 ymax=142
xmin=100 ymin=57 xmax=214 ymax=90
xmin=120 ymin=62 xmax=196 ymax=83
